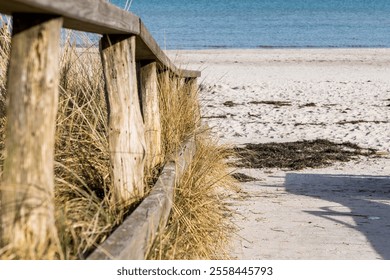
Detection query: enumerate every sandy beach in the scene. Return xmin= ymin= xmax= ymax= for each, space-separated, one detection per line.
xmin=168 ymin=48 xmax=390 ymax=259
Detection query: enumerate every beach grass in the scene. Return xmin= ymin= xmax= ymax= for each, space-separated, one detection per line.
xmin=147 ymin=134 xmax=238 ymax=260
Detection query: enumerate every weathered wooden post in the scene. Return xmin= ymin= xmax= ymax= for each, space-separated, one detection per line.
xmin=100 ymin=35 xmax=146 ymax=205
xmin=0 ymin=14 xmax=63 ymax=257
xmin=140 ymin=62 xmax=162 ymax=170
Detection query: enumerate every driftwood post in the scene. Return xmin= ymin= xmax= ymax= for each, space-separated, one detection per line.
xmin=0 ymin=14 xmax=62 ymax=256
xmin=140 ymin=62 xmax=162 ymax=170
xmin=100 ymin=35 xmax=146 ymax=205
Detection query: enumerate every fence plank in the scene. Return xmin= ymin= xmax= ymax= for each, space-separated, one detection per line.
xmin=0 ymin=14 xmax=62 ymax=255
xmin=140 ymin=62 xmax=162 ymax=170
xmin=0 ymin=0 xmax=140 ymax=35
xmin=100 ymin=35 xmax=146 ymax=205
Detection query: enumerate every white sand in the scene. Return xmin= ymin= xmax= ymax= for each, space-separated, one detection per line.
xmin=168 ymin=49 xmax=390 ymax=259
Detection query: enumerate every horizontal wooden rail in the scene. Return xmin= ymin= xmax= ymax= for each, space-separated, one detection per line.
xmin=0 ymin=0 xmax=200 ymax=77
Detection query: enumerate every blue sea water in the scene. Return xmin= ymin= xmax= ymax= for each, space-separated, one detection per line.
xmin=110 ymin=0 xmax=390 ymax=49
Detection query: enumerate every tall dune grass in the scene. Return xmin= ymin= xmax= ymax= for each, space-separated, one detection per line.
xmin=148 ymin=134 xmax=237 ymax=259
xmin=150 ymin=70 xmax=237 ymax=260
xmin=54 ymin=31 xmax=118 ymax=259
xmin=0 ymin=20 xmax=237 ymax=259
xmin=158 ymin=70 xmax=200 ymax=160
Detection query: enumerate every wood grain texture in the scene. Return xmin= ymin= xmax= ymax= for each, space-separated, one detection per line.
xmin=0 ymin=14 xmax=62 ymax=254
xmin=100 ymin=35 xmax=146 ymax=205
xmin=140 ymin=62 xmax=162 ymax=170
xmin=88 ymin=138 xmax=195 ymax=260
xmin=0 ymin=0 xmax=140 ymax=35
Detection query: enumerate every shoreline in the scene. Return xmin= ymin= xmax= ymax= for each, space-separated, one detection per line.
xmin=167 ymin=46 xmax=390 ymax=50
xmin=167 ymin=48 xmax=390 ymax=65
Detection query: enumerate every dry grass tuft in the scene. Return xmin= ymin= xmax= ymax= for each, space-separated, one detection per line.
xmin=158 ymin=71 xmax=200 ymax=159
xmin=54 ymin=31 xmax=128 ymax=259
xmin=148 ymin=134 xmax=238 ymax=259
xmin=147 ymin=68 xmax=238 ymax=259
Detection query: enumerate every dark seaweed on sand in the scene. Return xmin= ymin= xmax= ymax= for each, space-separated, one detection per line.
xmin=234 ymin=139 xmax=377 ymax=170
xmin=231 ymin=172 xmax=260 ymax=182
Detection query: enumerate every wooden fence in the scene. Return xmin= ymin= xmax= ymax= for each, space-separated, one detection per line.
xmin=0 ymin=0 xmax=200 ymax=259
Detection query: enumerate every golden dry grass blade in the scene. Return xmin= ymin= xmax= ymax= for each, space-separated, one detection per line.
xmin=158 ymin=71 xmax=200 ymax=160
xmin=148 ymin=134 xmax=238 ymax=260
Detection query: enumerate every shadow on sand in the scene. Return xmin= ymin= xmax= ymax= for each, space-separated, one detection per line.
xmin=285 ymin=173 xmax=390 ymax=259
